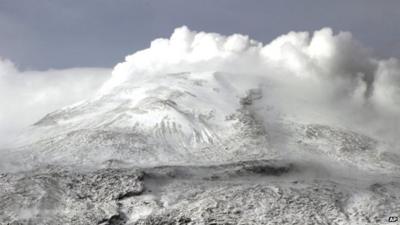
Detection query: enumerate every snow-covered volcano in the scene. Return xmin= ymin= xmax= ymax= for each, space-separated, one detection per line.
xmin=2 ymin=27 xmax=400 ymax=224
xmin=4 ymin=26 xmax=400 ymax=173
xmin=9 ymin=71 xmax=273 ymax=169
xmin=4 ymin=67 xmax=399 ymax=175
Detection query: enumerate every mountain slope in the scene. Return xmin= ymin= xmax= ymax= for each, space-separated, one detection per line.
xmin=4 ymin=71 xmax=274 ymax=170
xmin=2 ymin=70 xmax=399 ymax=175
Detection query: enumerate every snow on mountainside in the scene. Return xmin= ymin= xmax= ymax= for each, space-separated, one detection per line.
xmin=4 ymin=69 xmax=399 ymax=173
xmin=5 ymin=71 xmax=274 ymax=170
xmin=2 ymin=27 xmax=400 ymax=224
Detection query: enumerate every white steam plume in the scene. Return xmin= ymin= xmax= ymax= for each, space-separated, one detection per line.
xmin=101 ymin=26 xmax=400 ymax=143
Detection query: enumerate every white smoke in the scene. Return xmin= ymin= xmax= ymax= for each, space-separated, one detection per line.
xmin=101 ymin=26 xmax=400 ymax=143
xmin=0 ymin=58 xmax=110 ymax=146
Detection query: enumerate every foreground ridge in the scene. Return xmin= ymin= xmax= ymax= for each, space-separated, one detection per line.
xmin=1 ymin=160 xmax=399 ymax=224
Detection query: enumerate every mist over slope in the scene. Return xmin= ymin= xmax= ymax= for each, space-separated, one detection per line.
xmin=0 ymin=59 xmax=110 ymax=146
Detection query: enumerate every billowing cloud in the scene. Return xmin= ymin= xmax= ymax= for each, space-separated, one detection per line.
xmin=101 ymin=26 xmax=400 ymax=143
xmin=0 ymin=59 xmax=110 ymax=146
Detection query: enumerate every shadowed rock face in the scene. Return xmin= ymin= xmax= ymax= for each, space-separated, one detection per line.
xmin=1 ymin=160 xmax=399 ymax=225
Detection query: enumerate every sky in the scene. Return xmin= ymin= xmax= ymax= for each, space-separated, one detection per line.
xmin=0 ymin=0 xmax=400 ymax=70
